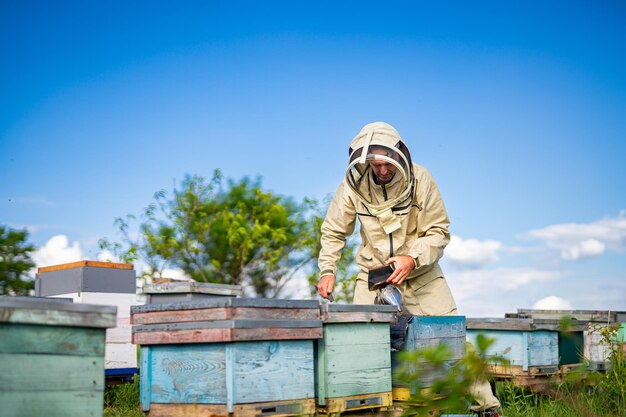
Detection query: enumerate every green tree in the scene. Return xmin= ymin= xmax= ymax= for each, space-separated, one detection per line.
xmin=0 ymin=225 xmax=36 ymax=295
xmin=100 ymin=170 xmax=318 ymax=297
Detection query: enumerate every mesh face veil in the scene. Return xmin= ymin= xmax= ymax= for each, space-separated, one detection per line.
xmin=346 ymin=122 xmax=414 ymax=234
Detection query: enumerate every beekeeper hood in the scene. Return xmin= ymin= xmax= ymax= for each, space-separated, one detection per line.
xmin=346 ymin=122 xmax=414 ymax=234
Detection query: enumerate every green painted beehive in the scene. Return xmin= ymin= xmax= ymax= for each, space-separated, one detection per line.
xmin=315 ymin=304 xmax=397 ymax=413
xmin=0 ymin=296 xmax=117 ymax=417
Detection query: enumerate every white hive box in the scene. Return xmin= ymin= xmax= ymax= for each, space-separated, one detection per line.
xmin=35 ymin=261 xmax=141 ymax=376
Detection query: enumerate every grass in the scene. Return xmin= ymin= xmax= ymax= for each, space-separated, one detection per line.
xmin=104 ymin=375 xmax=143 ymax=417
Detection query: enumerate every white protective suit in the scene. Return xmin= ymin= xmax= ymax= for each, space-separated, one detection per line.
xmin=318 ymin=121 xmax=500 ymax=411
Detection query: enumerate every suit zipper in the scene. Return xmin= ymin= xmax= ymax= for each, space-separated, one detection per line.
xmin=382 ymin=184 xmax=394 ymax=257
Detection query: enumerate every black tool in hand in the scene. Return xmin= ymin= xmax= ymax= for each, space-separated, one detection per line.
xmin=367 ymin=264 xmax=395 ymax=291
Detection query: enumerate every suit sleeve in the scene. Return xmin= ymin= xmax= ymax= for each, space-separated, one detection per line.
xmin=406 ymin=169 xmax=451 ymax=274
xmin=318 ymin=181 xmax=357 ymax=277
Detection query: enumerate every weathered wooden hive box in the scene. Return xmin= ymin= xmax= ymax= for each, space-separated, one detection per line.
xmin=143 ymin=280 xmax=242 ymax=304
xmin=513 ymin=309 xmax=626 ymax=370
xmin=315 ymin=304 xmax=397 ymax=413
xmin=392 ymin=316 xmax=466 ymax=400
xmin=35 ymin=260 xmax=140 ymax=378
xmin=466 ymin=317 xmax=576 ymax=378
xmin=131 ymin=298 xmax=322 ymax=417
xmin=0 ymin=296 xmax=117 ymax=417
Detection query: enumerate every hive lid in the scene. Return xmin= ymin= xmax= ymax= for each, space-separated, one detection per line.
xmin=320 ymin=303 xmax=398 ymax=323
xmin=467 ymin=317 xmax=585 ymax=331
xmin=131 ymin=297 xmax=319 ymax=314
xmin=0 ymin=296 xmax=117 ymax=328
xmin=143 ymin=281 xmax=241 ymax=296
xmin=37 ymin=260 xmax=133 ymax=273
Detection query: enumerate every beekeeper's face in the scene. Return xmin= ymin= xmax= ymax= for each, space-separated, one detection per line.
xmin=368 ymin=147 xmax=397 ymax=184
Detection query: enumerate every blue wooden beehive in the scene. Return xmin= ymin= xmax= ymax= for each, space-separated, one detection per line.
xmin=131 ymin=298 xmax=322 ymax=417
xmin=512 ymin=309 xmax=626 ymax=370
xmin=316 ymin=304 xmax=397 ymax=413
xmin=0 ymin=296 xmax=117 ymax=417
xmin=391 ymin=315 xmax=466 ymax=399
xmin=466 ymin=317 xmax=561 ymax=376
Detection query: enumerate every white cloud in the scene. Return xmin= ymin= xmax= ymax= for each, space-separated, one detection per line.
xmin=522 ymin=210 xmax=626 ymax=260
xmin=96 ymin=249 xmax=120 ymax=263
xmin=32 ymin=235 xmax=83 ymax=268
xmin=446 ymin=267 xmax=562 ymax=317
xmin=445 ymin=235 xmax=502 ymax=268
xmin=533 ymin=296 xmax=572 ymax=310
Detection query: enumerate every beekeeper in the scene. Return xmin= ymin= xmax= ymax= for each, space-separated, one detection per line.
xmin=316 ymin=121 xmax=500 ymax=415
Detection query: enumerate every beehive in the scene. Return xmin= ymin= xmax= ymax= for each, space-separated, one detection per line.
xmin=316 ymin=304 xmax=397 ymax=413
xmin=513 ymin=309 xmax=626 ymax=369
xmin=466 ymin=317 xmax=566 ymax=378
xmin=392 ymin=315 xmax=466 ymax=399
xmin=0 ymin=296 xmax=117 ymax=417
xmin=36 ymin=261 xmax=140 ymax=377
xmin=131 ymin=298 xmax=322 ymax=416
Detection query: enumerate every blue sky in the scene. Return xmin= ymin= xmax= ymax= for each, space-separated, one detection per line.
xmin=2 ymin=1 xmax=625 ymax=316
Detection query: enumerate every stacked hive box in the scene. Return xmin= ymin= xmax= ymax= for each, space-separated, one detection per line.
xmin=131 ymin=298 xmax=323 ymax=417
xmin=143 ymin=280 xmax=242 ymax=304
xmin=35 ymin=261 xmax=140 ymax=380
xmin=466 ymin=317 xmax=581 ymax=385
xmin=0 ymin=296 xmax=117 ymax=417
xmin=512 ymin=309 xmax=626 ymax=371
xmin=316 ymin=304 xmax=397 ymax=414
xmin=392 ymin=316 xmax=466 ymax=400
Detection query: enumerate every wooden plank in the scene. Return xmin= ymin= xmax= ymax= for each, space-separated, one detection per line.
xmin=140 ymin=346 xmax=152 ymax=411
xmin=327 ymin=368 xmax=392 ymax=398
xmin=392 ymin=387 xmax=411 ymax=401
xmin=0 ymin=391 xmax=104 ymax=417
xmin=134 ymin=319 xmax=322 ymax=332
xmin=0 ymin=307 xmax=117 ymax=328
xmin=320 ymin=392 xmax=393 ymax=413
xmin=143 ymin=281 xmax=242 ymax=296
xmin=316 ymin=337 xmax=328 ymax=405
xmin=0 ymin=323 xmax=104 ymax=356
xmin=407 ymin=316 xmax=466 ymax=339
xmin=147 ymin=403 xmax=229 ymax=417
xmin=0 ymin=353 xmax=104 ymax=391
xmin=133 ymin=327 xmax=323 ymax=345
xmin=320 ymin=304 xmax=397 ymax=323
xmin=325 ymin=343 xmax=391 ymax=372
xmin=486 ymin=364 xmax=560 ymax=377
xmin=528 ymin=332 xmax=560 ymax=368
xmin=323 ymin=323 xmax=390 ymax=347
xmin=131 ymin=298 xmax=320 ymax=314
xmin=233 ymin=399 xmax=316 ymax=417
xmin=516 ymin=308 xmax=625 ymax=323
xmin=391 ymin=354 xmax=459 ymax=389
xmin=322 ymin=312 xmax=397 ymax=323
xmin=403 ymin=336 xmax=466 ymax=360
xmin=148 ymin=344 xmax=228 ymax=404
xmin=38 ymin=260 xmax=133 ymax=273
xmin=467 ymin=318 xmax=535 ymax=331
xmin=0 ymin=296 xmax=117 ymax=315
xmin=233 ymin=340 xmax=315 ymax=404
xmin=321 ymin=304 xmax=398 ymax=313
xmin=132 ymin=306 xmax=320 ymax=325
